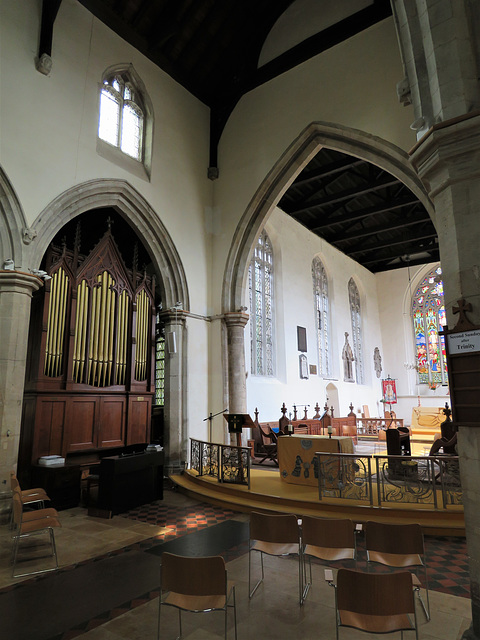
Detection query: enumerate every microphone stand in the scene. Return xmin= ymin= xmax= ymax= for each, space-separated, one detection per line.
xmin=203 ymin=409 xmax=228 ymax=443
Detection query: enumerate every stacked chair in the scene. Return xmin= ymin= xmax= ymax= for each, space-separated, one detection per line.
xmin=10 ymin=473 xmax=61 ymax=578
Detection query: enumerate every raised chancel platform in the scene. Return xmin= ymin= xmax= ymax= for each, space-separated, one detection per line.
xmin=171 ymin=466 xmax=465 ymax=537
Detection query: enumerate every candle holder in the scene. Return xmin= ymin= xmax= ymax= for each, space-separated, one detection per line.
xmin=327 ymin=426 xmax=333 ymax=439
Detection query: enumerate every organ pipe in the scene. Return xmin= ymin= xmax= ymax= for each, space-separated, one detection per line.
xmin=44 ymin=267 xmax=69 ymax=377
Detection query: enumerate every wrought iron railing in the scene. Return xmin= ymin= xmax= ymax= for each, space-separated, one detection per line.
xmin=190 ymin=438 xmax=251 ymax=487
xmin=317 ymin=452 xmax=462 ymax=509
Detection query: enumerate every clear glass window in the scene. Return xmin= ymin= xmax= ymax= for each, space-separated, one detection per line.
xmin=348 ymin=278 xmax=364 ymax=384
xmin=249 ymin=230 xmax=274 ymax=376
xmin=312 ymin=257 xmax=331 ymax=376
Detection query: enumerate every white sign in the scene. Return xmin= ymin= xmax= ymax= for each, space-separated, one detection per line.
xmin=447 ymin=329 xmax=480 ymax=354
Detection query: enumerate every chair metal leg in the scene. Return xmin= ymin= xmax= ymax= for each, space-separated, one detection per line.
xmin=178 ymin=608 xmax=182 ymax=639
xmin=249 ymin=549 xmax=264 ymax=598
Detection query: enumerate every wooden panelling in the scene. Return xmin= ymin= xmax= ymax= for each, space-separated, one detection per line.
xmin=99 ymin=397 xmax=126 ymax=448
xmin=33 ymin=397 xmax=67 ymax=460
xmin=127 ymin=395 xmax=152 ymax=445
xmin=67 ymin=397 xmax=98 ymax=451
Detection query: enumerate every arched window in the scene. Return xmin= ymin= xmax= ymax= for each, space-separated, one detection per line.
xmin=412 ymin=265 xmax=447 ymax=385
xmin=348 ymin=278 xmax=364 ymax=384
xmin=99 ymin=73 xmax=145 ymax=161
xmin=312 ymin=257 xmax=331 ymax=376
xmin=249 ymin=230 xmax=274 ymax=376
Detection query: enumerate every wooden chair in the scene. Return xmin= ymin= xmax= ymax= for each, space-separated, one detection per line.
xmin=158 ymin=552 xmax=237 ymax=640
xmin=327 ymin=568 xmax=419 ymax=640
xmin=365 ymin=521 xmax=430 ymax=620
xmin=249 ymin=511 xmax=302 ymax=603
xmin=301 ymin=516 xmax=357 ymax=603
xmin=252 ymin=424 xmax=278 ymax=465
xmin=11 ymin=489 xmax=61 ymax=578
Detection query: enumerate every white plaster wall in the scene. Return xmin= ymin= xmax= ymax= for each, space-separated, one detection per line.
xmin=245 ymin=208 xmax=385 ymax=422
xmin=376 ymin=264 xmax=449 ymax=426
xmin=0 ymin=0 xmax=211 ymax=316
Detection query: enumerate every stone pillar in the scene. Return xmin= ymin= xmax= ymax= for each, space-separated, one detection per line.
xmin=159 ymin=309 xmax=186 ymax=474
xmin=224 ymin=311 xmax=249 ymax=443
xmin=0 ymin=271 xmax=43 ymax=488
xmin=410 ymin=113 xmax=480 ymax=640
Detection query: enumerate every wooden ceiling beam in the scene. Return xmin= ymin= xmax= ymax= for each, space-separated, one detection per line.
xmin=286 ymin=175 xmax=402 ymax=216
xmin=290 ymin=158 xmax=366 ymax=188
xmin=345 ymin=231 xmax=438 ymax=257
xmin=307 ymin=197 xmax=422 ymax=231
xmin=332 ymin=214 xmax=431 ymax=244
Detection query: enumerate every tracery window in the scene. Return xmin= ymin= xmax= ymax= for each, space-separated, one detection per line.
xmin=98 ymin=72 xmax=145 ymax=162
xmin=412 ymin=265 xmax=448 ymax=385
xmin=249 ymin=230 xmax=274 ymax=376
xmin=348 ymin=278 xmax=364 ymax=384
xmin=312 ymin=257 xmax=331 ymax=376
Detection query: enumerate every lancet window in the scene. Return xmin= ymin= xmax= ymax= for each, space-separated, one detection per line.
xmin=99 ymin=72 xmax=145 ymax=162
xmin=348 ymin=278 xmax=364 ymax=384
xmin=312 ymin=257 xmax=331 ymax=377
xmin=412 ymin=265 xmax=448 ymax=385
xmin=249 ymin=230 xmax=275 ymax=376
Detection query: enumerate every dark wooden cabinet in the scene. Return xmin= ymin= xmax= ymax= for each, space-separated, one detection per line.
xmin=31 ymin=464 xmax=82 ymax=510
xmin=98 ymin=450 xmax=164 ymax=514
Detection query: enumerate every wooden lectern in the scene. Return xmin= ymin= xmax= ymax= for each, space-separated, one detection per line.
xmin=223 ymin=413 xmax=255 ymax=447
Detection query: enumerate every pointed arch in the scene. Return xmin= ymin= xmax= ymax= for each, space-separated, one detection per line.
xmin=0 ymin=166 xmax=29 ymax=269
xmin=29 ymin=179 xmax=189 ymax=311
xmin=222 ymin=121 xmax=434 ymax=313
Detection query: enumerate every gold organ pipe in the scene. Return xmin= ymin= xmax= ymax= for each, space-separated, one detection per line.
xmin=105 ymin=275 xmax=115 ymax=386
xmin=72 ymin=281 xmax=84 ymax=381
xmin=116 ymin=292 xmax=129 ymax=385
xmin=135 ymin=292 xmax=143 ymax=380
xmin=79 ymin=282 xmax=89 ymax=382
xmin=98 ymin=272 xmax=106 ymax=385
xmin=43 ymin=274 xmax=54 ymax=376
xmin=115 ymin=292 xmax=123 ymax=385
xmin=45 ymin=270 xmax=58 ymax=376
xmin=135 ymin=291 xmax=149 ymax=381
xmin=88 ymin=278 xmax=99 ymax=385
xmin=55 ymin=269 xmax=68 ymax=377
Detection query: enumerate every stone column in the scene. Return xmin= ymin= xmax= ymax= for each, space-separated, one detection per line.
xmin=159 ymin=309 xmax=187 ymax=474
xmin=0 ymin=271 xmax=43 ymax=488
xmin=410 ymin=113 xmax=480 ymax=640
xmin=224 ymin=311 xmax=249 ymax=443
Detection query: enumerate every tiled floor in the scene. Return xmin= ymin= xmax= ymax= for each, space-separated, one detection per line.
xmin=0 ymin=485 xmax=473 ymax=640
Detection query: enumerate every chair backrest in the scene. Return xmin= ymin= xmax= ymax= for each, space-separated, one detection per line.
xmin=336 ymin=568 xmax=415 ymax=619
xmin=161 ymin=552 xmax=226 ymax=596
xmin=10 ymin=472 xmax=20 ymax=492
xmin=250 ymin=512 xmax=299 ymax=544
xmin=11 ymin=488 xmax=23 ymax=527
xmin=365 ymin=521 xmax=424 ymax=556
xmin=302 ymin=516 xmax=355 ymax=550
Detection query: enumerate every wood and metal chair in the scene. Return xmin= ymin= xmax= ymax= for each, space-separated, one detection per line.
xmin=327 ymin=568 xmax=419 ymax=640
xmin=252 ymin=424 xmax=278 ymax=465
xmin=10 ymin=471 xmax=50 ymax=510
xmin=365 ymin=521 xmax=430 ymax=620
xmin=158 ymin=552 xmax=237 ymax=640
xmin=11 ymin=489 xmax=61 ymax=578
xmin=301 ymin=516 xmax=357 ymax=603
xmin=249 ymin=511 xmax=302 ymax=603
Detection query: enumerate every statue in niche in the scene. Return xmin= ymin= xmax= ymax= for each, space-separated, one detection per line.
xmin=373 ymin=347 xmax=382 ymax=378
xmin=342 ymin=332 xmax=355 ymax=382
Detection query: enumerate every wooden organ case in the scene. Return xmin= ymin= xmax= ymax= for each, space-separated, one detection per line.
xmin=20 ymin=224 xmax=156 ymax=479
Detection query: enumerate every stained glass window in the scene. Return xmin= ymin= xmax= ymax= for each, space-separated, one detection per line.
xmin=348 ymin=278 xmax=364 ymax=384
xmin=249 ymin=230 xmax=274 ymax=376
xmin=312 ymin=257 xmax=331 ymax=376
xmin=412 ymin=265 xmax=447 ymax=385
xmin=99 ymin=75 xmax=144 ymax=161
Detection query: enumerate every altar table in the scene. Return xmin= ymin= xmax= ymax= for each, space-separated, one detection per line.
xmin=278 ymin=434 xmax=354 ymax=486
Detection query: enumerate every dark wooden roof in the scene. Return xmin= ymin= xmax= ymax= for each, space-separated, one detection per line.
xmin=44 ymin=1 xmax=436 ymax=273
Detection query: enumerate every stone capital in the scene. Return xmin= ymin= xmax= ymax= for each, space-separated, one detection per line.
xmin=157 ymin=309 xmax=187 ymax=326
xmin=224 ymin=311 xmax=249 ymax=329
xmin=0 ymin=270 xmax=43 ymax=296
xmin=410 ymin=112 xmax=480 ymax=198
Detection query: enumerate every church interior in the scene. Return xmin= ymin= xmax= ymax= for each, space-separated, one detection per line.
xmin=1 ymin=0 xmax=480 ymax=638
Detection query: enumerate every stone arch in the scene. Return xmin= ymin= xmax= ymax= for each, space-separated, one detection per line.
xmin=0 ymin=166 xmax=29 ymax=269
xmin=222 ymin=121 xmax=434 ymax=313
xmin=29 ymin=178 xmax=189 ymax=310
